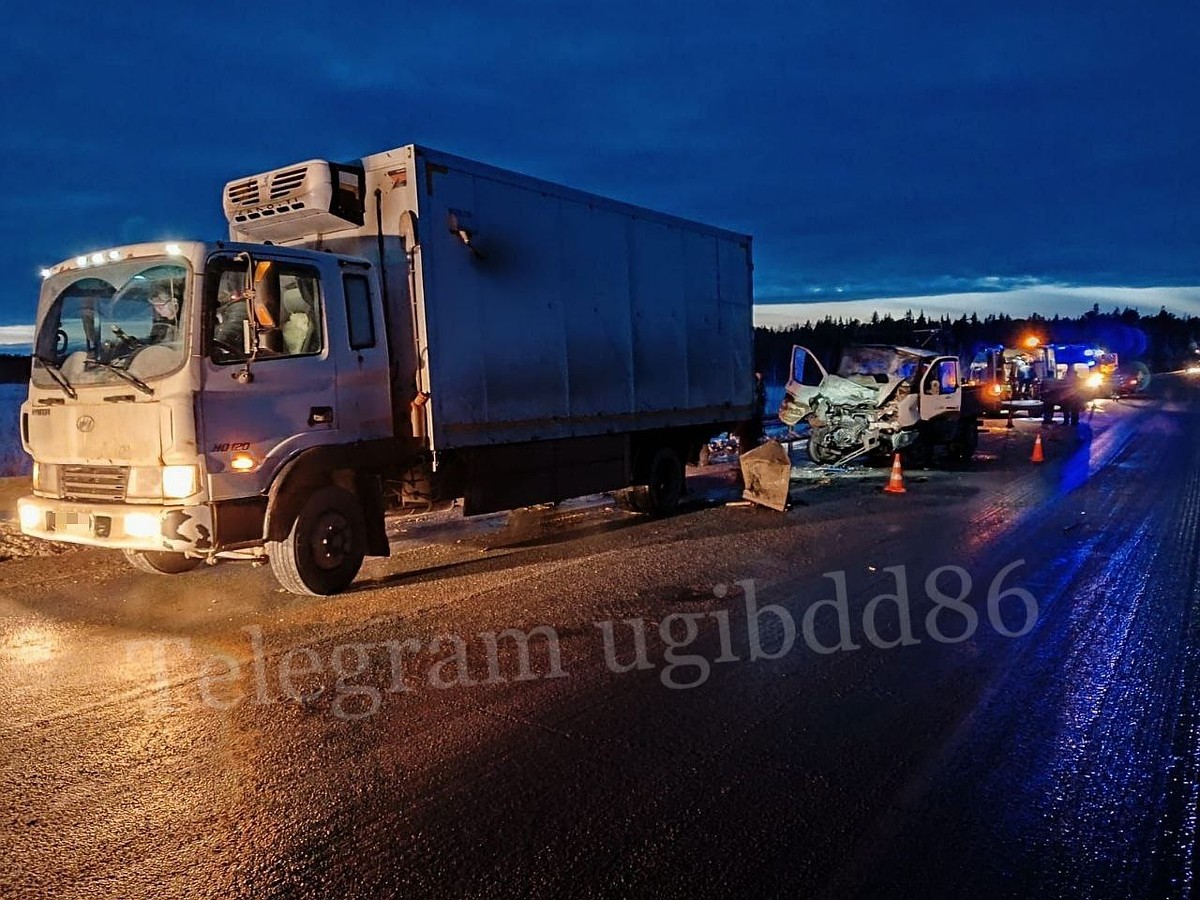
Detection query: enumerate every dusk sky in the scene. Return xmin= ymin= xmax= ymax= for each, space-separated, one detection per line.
xmin=3 ymin=1 xmax=1198 ymax=333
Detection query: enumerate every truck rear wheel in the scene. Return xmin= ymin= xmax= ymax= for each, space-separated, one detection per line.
xmin=645 ymin=447 xmax=684 ymax=515
xmin=123 ymin=549 xmax=202 ymax=575
xmin=614 ymin=447 xmax=684 ymax=517
xmin=267 ymin=485 xmax=366 ymax=596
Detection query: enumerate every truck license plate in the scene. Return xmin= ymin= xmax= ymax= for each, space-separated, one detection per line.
xmin=60 ymin=510 xmax=88 ymax=531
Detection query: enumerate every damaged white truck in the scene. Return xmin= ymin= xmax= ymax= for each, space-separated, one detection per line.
xmin=779 ymin=345 xmax=981 ymax=466
xmin=18 ymin=145 xmax=753 ymax=595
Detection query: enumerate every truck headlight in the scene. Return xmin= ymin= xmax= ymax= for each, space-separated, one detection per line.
xmin=33 ymin=462 xmax=60 ymax=495
xmin=1086 ymin=373 xmax=1103 ymax=389
xmin=126 ymin=466 xmax=163 ymax=499
xmin=18 ymin=500 xmax=43 ymax=531
xmin=162 ymin=465 xmax=199 ymax=499
xmin=126 ymin=465 xmax=199 ymax=500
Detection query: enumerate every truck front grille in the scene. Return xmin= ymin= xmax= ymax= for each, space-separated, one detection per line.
xmin=61 ymin=465 xmax=128 ymax=502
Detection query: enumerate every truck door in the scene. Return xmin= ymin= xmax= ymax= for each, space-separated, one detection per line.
xmin=785 ymin=345 xmax=828 ymax=396
xmin=199 ymin=252 xmax=339 ymax=504
xmin=330 ymin=267 xmax=393 ymax=444
xmin=919 ymin=357 xmax=961 ymax=420
xmin=779 ymin=345 xmax=830 ymax=424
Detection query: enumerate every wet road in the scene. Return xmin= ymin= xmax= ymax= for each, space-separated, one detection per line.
xmin=2 ymin=380 xmax=1199 ymax=899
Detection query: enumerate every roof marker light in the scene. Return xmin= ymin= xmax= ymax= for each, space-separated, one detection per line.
xmin=90 ymin=252 xmax=105 ymax=265
xmin=108 ymin=250 xmax=122 ymax=261
xmin=39 ymin=268 xmax=52 ymax=279
xmin=165 ymin=243 xmax=182 ymax=256
xmin=76 ymin=256 xmax=89 ymax=267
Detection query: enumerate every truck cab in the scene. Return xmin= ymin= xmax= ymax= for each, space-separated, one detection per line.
xmin=780 ymin=344 xmax=978 ymax=465
xmin=18 ymin=240 xmax=393 ymax=591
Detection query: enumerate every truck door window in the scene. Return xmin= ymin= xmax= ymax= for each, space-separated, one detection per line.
xmin=343 ymin=273 xmax=376 ymax=349
xmin=925 ymin=359 xmax=958 ymax=394
xmin=791 ymin=347 xmax=824 ymax=387
xmin=208 ymin=260 xmax=324 ymax=363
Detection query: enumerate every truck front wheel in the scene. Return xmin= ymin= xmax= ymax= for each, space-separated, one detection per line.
xmin=807 ymin=425 xmax=842 ymax=465
xmin=268 ymin=486 xmax=366 ymax=596
xmin=123 ymin=549 xmax=202 ymax=575
xmin=947 ymin=418 xmax=980 ymax=462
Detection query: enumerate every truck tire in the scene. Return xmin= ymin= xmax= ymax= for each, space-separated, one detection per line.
xmin=614 ymin=447 xmax=684 ymax=517
xmin=267 ymin=485 xmax=366 ymax=596
xmin=946 ymin=418 xmax=980 ymax=462
xmin=612 ymin=487 xmax=649 ymax=513
xmin=807 ymin=425 xmax=841 ymax=465
xmin=645 ymin=447 xmax=684 ymax=516
xmin=900 ymin=436 xmax=935 ymax=470
xmin=123 ymin=549 xmax=202 ymax=575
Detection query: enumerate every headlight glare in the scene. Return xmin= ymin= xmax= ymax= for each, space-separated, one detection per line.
xmin=124 ymin=512 xmax=161 ymax=538
xmin=162 ymin=465 xmax=199 ymax=499
xmin=18 ymin=500 xmax=42 ymax=531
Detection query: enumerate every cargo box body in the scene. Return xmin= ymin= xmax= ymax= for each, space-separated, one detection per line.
xmin=234 ymin=145 xmax=755 ymax=452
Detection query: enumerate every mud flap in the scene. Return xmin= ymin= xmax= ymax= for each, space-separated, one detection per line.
xmin=739 ymin=440 xmax=792 ymax=511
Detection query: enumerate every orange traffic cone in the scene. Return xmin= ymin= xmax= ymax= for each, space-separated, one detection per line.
xmin=1031 ymin=434 xmax=1044 ymax=463
xmin=883 ymin=453 xmax=907 ymax=494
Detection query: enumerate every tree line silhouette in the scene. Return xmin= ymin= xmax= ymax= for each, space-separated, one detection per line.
xmin=755 ymin=304 xmax=1200 ymax=385
xmin=2 ymin=303 xmax=1198 ymax=388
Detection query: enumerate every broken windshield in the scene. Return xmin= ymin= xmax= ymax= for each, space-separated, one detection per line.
xmin=33 ymin=260 xmax=190 ymax=390
xmin=836 ymin=346 xmax=923 ymax=381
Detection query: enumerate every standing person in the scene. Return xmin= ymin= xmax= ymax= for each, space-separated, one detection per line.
xmin=1018 ymin=360 xmax=1035 ymax=399
xmin=732 ymin=373 xmax=767 ymax=488
xmin=734 ymin=372 xmax=767 ymax=453
xmin=1062 ymin=368 xmax=1085 ymax=427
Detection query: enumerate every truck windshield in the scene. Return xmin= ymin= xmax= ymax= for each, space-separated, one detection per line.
xmin=33 ymin=260 xmax=190 ymax=390
xmin=837 ymin=346 xmax=923 ymax=381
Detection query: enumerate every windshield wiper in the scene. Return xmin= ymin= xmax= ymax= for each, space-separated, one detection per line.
xmin=85 ymin=360 xmax=155 ymax=396
xmin=33 ymin=353 xmax=77 ymax=399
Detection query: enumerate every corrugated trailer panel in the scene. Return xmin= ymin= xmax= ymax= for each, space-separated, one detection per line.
xmin=560 ymin=203 xmax=636 ymax=418
xmin=719 ymin=236 xmax=754 ymax=404
xmin=413 ymin=149 xmax=752 ymax=451
xmin=628 ymin=217 xmax=688 ymax=414
xmin=682 ymin=230 xmax=724 ymax=409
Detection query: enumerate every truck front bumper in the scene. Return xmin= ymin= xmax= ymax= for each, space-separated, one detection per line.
xmin=17 ymin=495 xmax=214 ymax=554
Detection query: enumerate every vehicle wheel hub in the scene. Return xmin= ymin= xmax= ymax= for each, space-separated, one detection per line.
xmin=312 ymin=512 xmax=351 ymax=569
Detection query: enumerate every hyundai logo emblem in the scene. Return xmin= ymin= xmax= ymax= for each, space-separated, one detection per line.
xmin=76 ymin=415 xmax=95 ymax=433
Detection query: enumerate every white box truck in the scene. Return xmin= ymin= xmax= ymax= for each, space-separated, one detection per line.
xmin=19 ymin=145 xmax=754 ymax=594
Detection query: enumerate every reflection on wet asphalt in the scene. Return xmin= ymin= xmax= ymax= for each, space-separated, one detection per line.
xmin=2 ymin=385 xmax=1199 ymax=899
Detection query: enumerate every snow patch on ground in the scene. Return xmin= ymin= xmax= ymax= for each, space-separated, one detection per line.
xmin=0 ymin=384 xmax=29 ymax=478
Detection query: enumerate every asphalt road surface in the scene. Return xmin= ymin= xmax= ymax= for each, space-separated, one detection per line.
xmin=3 ymin=378 xmax=1199 ymax=899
